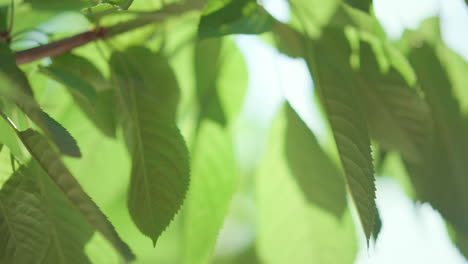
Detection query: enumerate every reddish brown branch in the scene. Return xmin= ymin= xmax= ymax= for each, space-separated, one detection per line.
xmin=13 ymin=2 xmax=205 ymax=65
xmin=15 ymin=28 xmax=106 ymax=65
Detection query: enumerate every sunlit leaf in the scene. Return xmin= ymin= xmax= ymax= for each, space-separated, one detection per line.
xmin=183 ymin=120 xmax=238 ymax=264
xmin=256 ymin=104 xmax=357 ymax=264
xmin=110 ymin=47 xmax=190 ymax=245
xmin=285 ymin=104 xmax=347 ymax=218
xmin=17 ymin=129 xmax=135 ymax=262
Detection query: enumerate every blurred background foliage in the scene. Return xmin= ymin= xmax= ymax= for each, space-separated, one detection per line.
xmin=0 ymin=0 xmax=468 ymax=263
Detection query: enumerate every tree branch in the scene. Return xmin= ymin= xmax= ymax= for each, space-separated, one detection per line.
xmin=14 ymin=1 xmax=204 ymax=65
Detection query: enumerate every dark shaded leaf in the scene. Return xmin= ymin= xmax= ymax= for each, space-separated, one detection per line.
xmin=344 ymin=0 xmax=372 ymax=12
xmin=406 ymin=43 xmax=468 ymax=248
xmin=0 ymin=6 xmax=7 ymax=33
xmin=198 ymin=0 xmax=274 ymax=39
xmin=285 ymin=103 xmax=347 ymax=218
xmin=309 ymin=28 xmax=376 ymax=241
xmin=372 ymin=210 xmax=382 ymax=241
xmin=110 ymin=47 xmax=189 ymax=245
xmin=355 ymin=41 xmax=431 ymax=163
xmin=397 ymin=19 xmax=468 ymax=257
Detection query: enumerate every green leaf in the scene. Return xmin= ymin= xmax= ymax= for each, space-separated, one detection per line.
xmin=110 ymin=47 xmax=190 ymax=245
xmin=309 ymin=28 xmax=376 ymax=241
xmin=343 ymin=0 xmax=372 ymax=12
xmin=398 ymin=19 xmax=468 ymax=257
xmin=372 ymin=210 xmax=382 ymax=241
xmin=38 ymin=66 xmax=97 ymax=103
xmin=42 ymin=54 xmax=117 ymax=137
xmin=256 ymin=104 xmax=357 ymax=264
xmin=0 ymin=6 xmax=7 ymax=33
xmin=23 ymin=0 xmax=95 ymax=10
xmin=269 ymin=21 xmax=306 ymax=58
xmin=194 ymin=37 xmax=248 ymax=127
xmin=105 ymin=0 xmax=134 ymax=9
xmin=0 ymin=165 xmax=48 ymax=264
xmin=198 ymin=0 xmax=275 ymax=39
xmin=194 ymin=38 xmax=226 ymax=126
xmin=0 ymin=115 xmax=25 ymax=161
xmin=406 ymin=42 xmax=468 ymax=251
xmin=0 ymin=43 xmax=81 ymax=157
xmin=285 ymin=104 xmax=347 ymax=218
xmin=183 ymin=120 xmax=238 ymax=264
xmin=31 ymin=161 xmax=95 ymax=264
xmin=354 ymin=41 xmax=431 ymax=163
xmin=17 ymin=129 xmax=135 ymax=262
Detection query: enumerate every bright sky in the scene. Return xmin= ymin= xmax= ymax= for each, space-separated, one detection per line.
xmin=234 ymin=0 xmax=468 ymax=263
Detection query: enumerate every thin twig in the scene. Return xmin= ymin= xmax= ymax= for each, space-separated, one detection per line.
xmin=14 ymin=1 xmax=204 ymax=65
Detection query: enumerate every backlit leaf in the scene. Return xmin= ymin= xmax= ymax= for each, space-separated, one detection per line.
xmin=110 ymin=47 xmax=190 ymax=245
xmin=256 ymin=105 xmax=357 ymax=264
xmin=0 ymin=43 xmax=81 ymax=157
xmin=17 ymin=129 xmax=135 ymax=262
xmin=285 ymin=104 xmax=347 ymax=218
xmin=0 ymin=165 xmax=48 ymax=264
xmin=309 ymin=28 xmax=376 ymax=241
xmin=183 ymin=120 xmax=238 ymax=264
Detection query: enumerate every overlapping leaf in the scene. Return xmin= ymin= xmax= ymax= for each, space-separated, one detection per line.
xmin=309 ymin=28 xmax=376 ymax=241
xmin=198 ymin=0 xmax=275 ymax=39
xmin=343 ymin=0 xmax=372 ymax=12
xmin=194 ymin=38 xmax=226 ymax=126
xmin=40 ymin=54 xmax=117 ymax=137
xmin=285 ymin=104 xmax=347 ymax=218
xmin=194 ymin=37 xmax=248 ymax=127
xmin=402 ymin=26 xmax=468 ymax=256
xmin=0 ymin=43 xmax=81 ymax=157
xmin=17 ymin=129 xmax=134 ymax=262
xmin=0 ymin=165 xmax=48 ymax=264
xmin=110 ymin=47 xmax=189 ymax=245
xmin=30 ymin=162 xmax=95 ymax=264
xmin=183 ymin=120 xmax=237 ymax=264
xmin=354 ymin=41 xmax=431 ymax=162
xmin=256 ymin=105 xmax=357 ymax=264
